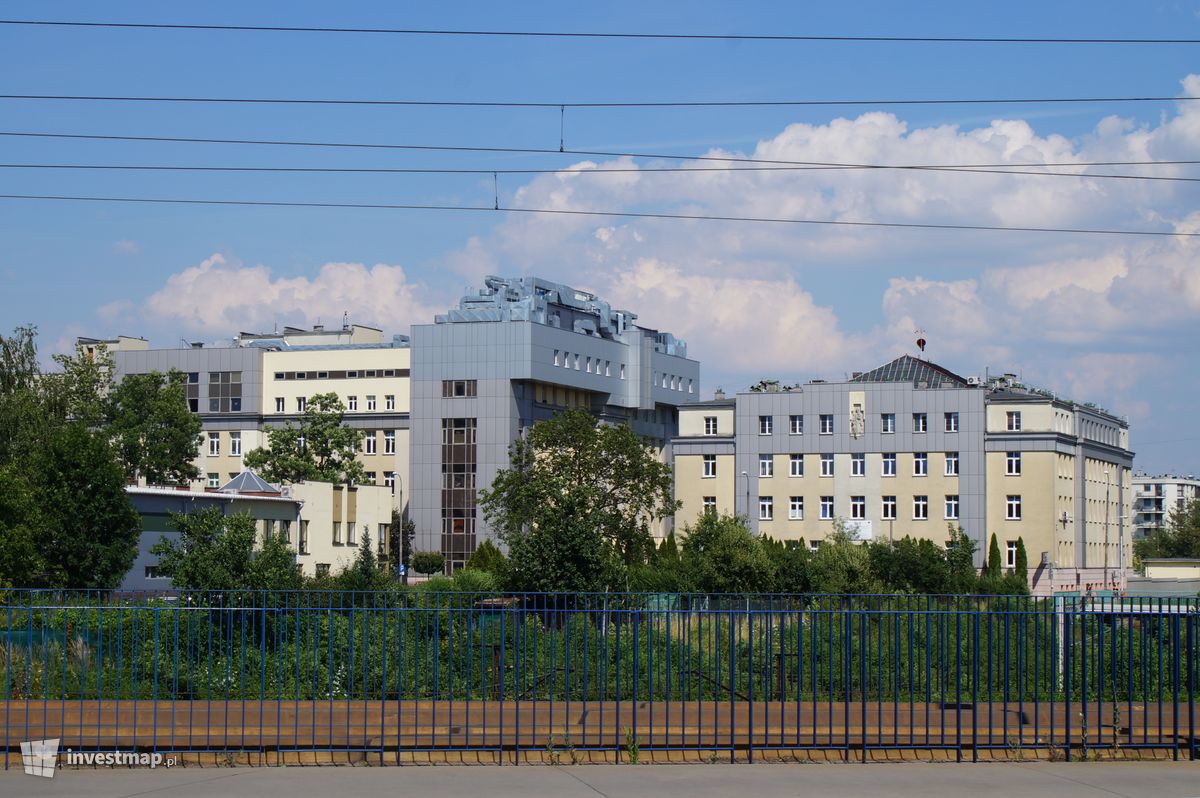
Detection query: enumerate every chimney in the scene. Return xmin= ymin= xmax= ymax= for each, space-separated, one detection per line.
xmin=714 ymin=388 xmax=726 ymax=400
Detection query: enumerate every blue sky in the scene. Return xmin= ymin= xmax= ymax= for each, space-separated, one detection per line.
xmin=2 ymin=1 xmax=1199 ymax=474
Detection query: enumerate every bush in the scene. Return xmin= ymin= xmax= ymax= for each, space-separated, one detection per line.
xmin=465 ymin=539 xmax=506 ymax=574
xmin=411 ymin=550 xmax=445 ymax=576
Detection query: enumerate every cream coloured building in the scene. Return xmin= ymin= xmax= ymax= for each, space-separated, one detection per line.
xmin=672 ymin=356 xmax=1133 ymax=594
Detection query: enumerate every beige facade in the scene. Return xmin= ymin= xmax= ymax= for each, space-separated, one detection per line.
xmin=289 ymin=481 xmax=394 ymax=577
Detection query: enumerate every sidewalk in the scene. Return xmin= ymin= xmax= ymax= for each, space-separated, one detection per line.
xmin=3 ymin=761 xmax=1199 ymax=798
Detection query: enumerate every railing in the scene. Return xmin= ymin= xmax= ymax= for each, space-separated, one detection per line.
xmin=1 ymin=591 xmax=1196 ymax=764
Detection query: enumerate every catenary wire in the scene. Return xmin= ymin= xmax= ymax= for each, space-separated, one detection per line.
xmin=3 ymin=131 xmax=1197 ymax=173
xmin=0 ymin=192 xmax=1195 ymax=237
xmin=1 ymin=20 xmax=1198 ymax=44
xmin=2 ymin=162 xmax=1197 ymax=182
xmin=2 ymin=93 xmax=1196 ymax=108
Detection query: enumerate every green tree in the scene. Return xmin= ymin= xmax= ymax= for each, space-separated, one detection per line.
xmin=411 ymin=550 xmax=446 ymax=577
xmin=945 ymin=525 xmax=979 ymax=594
xmin=480 ymin=408 xmax=677 ymax=571
xmin=760 ymin=535 xmax=811 ymax=593
xmin=464 ymin=539 xmax=506 ymax=573
xmin=0 ymin=464 xmax=47 ymax=587
xmin=244 ymin=392 xmax=364 ymax=484
xmin=1134 ymin=499 xmax=1200 ymax=563
xmin=868 ymin=536 xmax=951 ymax=594
xmin=151 ymin=507 xmax=302 ymax=592
xmin=105 ymin=370 xmax=202 ymax=485
xmin=498 ymin=491 xmax=618 ymax=593
xmin=987 ymin=533 xmax=1003 ymax=579
xmin=337 ymin=529 xmax=393 ymax=591
xmin=806 ymin=520 xmax=882 ymax=595
xmin=1014 ymin=536 xmax=1029 ymax=584
xmin=388 ymin=510 xmax=415 ymax=581
xmin=680 ymin=513 xmax=775 ymax=595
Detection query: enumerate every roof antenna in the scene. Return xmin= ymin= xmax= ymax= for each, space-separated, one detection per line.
xmin=493 ymin=172 xmax=499 ymax=210
xmin=914 ymin=328 xmax=926 ymax=353
xmin=342 ymin=310 xmax=350 ymax=331
xmin=559 ymin=105 xmax=565 ymax=152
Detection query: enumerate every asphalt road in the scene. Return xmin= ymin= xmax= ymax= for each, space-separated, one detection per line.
xmin=2 ymin=762 xmax=1200 ymax=798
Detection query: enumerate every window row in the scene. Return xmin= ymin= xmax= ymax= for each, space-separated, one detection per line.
xmin=553 ymin=349 xmax=625 ymax=380
xmin=756 ymin=412 xmax=961 ymax=436
xmin=273 ymin=369 xmax=406 ymax=380
xmin=360 ymin=430 xmax=397 ymax=455
xmin=703 ymin=452 xmax=962 ymax=479
xmin=274 ymin=394 xmax=396 ymax=413
xmin=753 ymin=494 xmax=963 ymax=521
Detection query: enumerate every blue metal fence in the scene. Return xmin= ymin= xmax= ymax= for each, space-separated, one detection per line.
xmin=1 ymin=591 xmax=1196 ymax=764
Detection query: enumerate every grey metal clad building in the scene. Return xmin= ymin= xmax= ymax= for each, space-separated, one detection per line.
xmin=409 ymin=276 xmax=700 ymax=569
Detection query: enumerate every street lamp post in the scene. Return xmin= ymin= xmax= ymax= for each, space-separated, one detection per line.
xmin=1103 ymin=469 xmax=1111 ymax=591
xmin=741 ymin=471 xmax=750 ymax=525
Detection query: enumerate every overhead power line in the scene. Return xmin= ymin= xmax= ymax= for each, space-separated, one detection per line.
xmin=2 ymin=19 xmax=1198 ymax=45
xmin=2 ymin=161 xmax=1197 ymax=183
xmin=1 ymin=192 xmax=1194 ymax=238
xmin=4 ymin=130 xmax=1197 ymax=172
xmin=2 ymin=93 xmax=1195 ymax=109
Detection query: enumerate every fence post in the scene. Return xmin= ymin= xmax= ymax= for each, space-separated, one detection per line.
xmin=972 ymin=610 xmax=979 ymax=762
xmin=1188 ymin=612 xmax=1196 ymax=761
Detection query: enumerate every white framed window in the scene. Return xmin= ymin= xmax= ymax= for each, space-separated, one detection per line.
xmin=347 ymin=395 xmax=358 ymax=411
xmin=809 ymin=540 xmax=821 ymax=551
xmin=704 ymin=416 xmax=718 ymax=435
xmin=386 ymin=394 xmax=395 ymax=411
xmin=606 ymin=361 xmax=612 ymax=378
xmin=945 ymin=412 xmax=959 ymax=432
xmin=851 ymin=453 xmax=865 ymax=477
xmin=702 ymin=496 xmax=717 ymax=514
xmin=759 ymin=415 xmax=773 ymax=435
xmin=851 ymin=496 xmax=866 ymax=520
xmin=333 ymin=522 xmax=342 ymax=544
xmin=297 ymin=434 xmax=306 ymax=450
xmin=1006 ymin=451 xmax=1022 ymax=475
xmin=913 ymin=495 xmax=929 ymax=520
xmin=347 ymin=522 xmax=356 ymax=546
xmin=620 ymin=364 xmax=626 ymax=380
xmin=819 ymin=414 xmax=834 ymax=435
xmin=1006 ymin=494 xmax=1022 ymax=520
xmin=881 ymin=413 xmax=895 ymax=434
xmin=586 ymin=357 xmax=593 ymax=373
xmin=945 ymin=452 xmax=960 ymax=476
xmin=207 ymin=473 xmax=220 ymax=488
xmin=574 ymin=354 xmax=580 ymax=370
xmin=789 ymin=496 xmax=804 ymax=520
xmin=789 ymin=415 xmax=804 ymax=435
xmin=229 ymin=431 xmax=241 ymax=457
xmin=820 ymin=453 xmax=834 ymax=477
xmin=208 ymin=432 xmax=220 ymax=456
xmin=366 ymin=395 xmax=376 ymax=411
xmin=384 ymin=471 xmax=395 ymax=494
xmin=758 ymin=496 xmax=774 ymax=521
xmin=280 ymin=520 xmax=291 ymax=543
xmin=275 ymin=397 xmax=285 ymax=413
xmin=702 ymin=454 xmax=717 ymax=478
xmin=882 ymin=495 xmax=897 ymax=520
xmin=1007 ymin=411 xmax=1022 ymax=431
xmin=882 ymin=453 xmax=897 ymax=477
xmin=820 ymin=496 xmax=834 ymax=520
xmin=296 ymin=396 xmax=306 ymax=412
xmin=913 ymin=412 xmax=928 ymax=433
xmin=913 ymin=452 xmax=928 ymax=477
xmin=759 ymin=454 xmax=774 ymax=478
xmin=553 ymin=349 xmax=560 ymax=366
xmin=366 ymin=471 xmax=377 ymax=484
xmin=364 ymin=431 xmax=377 ymax=455
xmin=384 ymin=430 xmax=395 ymax=454
xmin=789 ymin=454 xmax=804 ymax=477
xmin=945 ymin=494 xmax=959 ymax=520
xmin=1006 ymin=541 xmax=1018 ymax=569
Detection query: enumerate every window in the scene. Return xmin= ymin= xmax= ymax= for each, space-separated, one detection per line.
xmin=263 ymin=519 xmax=275 ymax=540
xmin=384 ymin=430 xmax=396 ymax=454
xmin=295 ymin=371 xmax=307 ymax=380
xmin=230 ymin=398 xmax=241 ymax=412
xmin=208 ymin=432 xmax=220 ymax=456
xmin=913 ymin=412 xmax=928 ymax=433
xmin=1006 ymin=541 xmax=1018 ymax=569
xmin=913 ymin=452 xmax=928 ymax=477
xmin=882 ymin=495 xmax=897 ymax=520
xmin=758 ymin=454 xmax=774 ymax=478
xmin=702 ymin=496 xmax=717 ymax=514
xmin=296 ymin=396 xmax=306 ymax=412
xmin=620 ymin=364 xmax=626 ymax=380
xmin=851 ymin=453 xmax=865 ymax=477
xmin=333 ymin=521 xmax=342 ymax=544
xmin=913 ymin=495 xmax=929 ymax=520
xmin=881 ymin=413 xmax=896 ymax=434
xmin=1007 ymin=411 xmax=1022 ymax=431
xmin=819 ymin=414 xmax=834 ymax=435
xmin=553 ymin=350 xmax=560 ymax=366
xmin=851 ymin=496 xmax=866 ymax=520
xmin=945 ymin=452 xmax=959 ymax=476
xmin=758 ymin=496 xmax=774 ymax=521
xmin=586 ymin=357 xmax=592 ymax=373
xmin=704 ymin=416 xmax=719 ymax=435
xmin=820 ymin=453 xmax=834 ymax=477
xmin=820 ymin=496 xmax=834 ymax=520
xmin=702 ymin=455 xmax=717 ymax=478
xmin=299 ymin=521 xmax=309 ymax=554
xmin=384 ymin=471 xmax=395 ymax=494
xmin=275 ymin=397 xmax=285 ymax=413
xmin=809 ymin=540 xmax=821 ymax=551
xmin=297 ymin=435 xmax=306 ymax=450
xmin=574 ymin=354 xmax=580 ymax=370
xmin=366 ymin=471 xmax=377 ymax=484
xmin=207 ymin=473 xmax=220 ymax=488
xmin=1006 ymin=495 xmax=1022 ymax=520
xmin=366 ymin=395 xmax=377 ymax=411
xmin=386 ymin=394 xmax=395 ymax=410
xmin=789 ymin=454 xmax=804 ymax=477
xmin=882 ymin=453 xmax=897 ymax=477
xmin=348 ymin=395 xmax=358 ymax=411
xmin=758 ymin=415 xmax=773 ymax=435
xmin=145 ymin=565 xmax=163 ymax=579
xmin=364 ymin=432 xmax=377 ymax=455
xmin=188 ymin=372 xmax=199 ymax=384
xmin=789 ymin=415 xmax=804 ymax=435
xmin=229 ymin=432 xmax=242 ymax=457
xmin=315 ymin=563 xmax=330 ymax=578
xmin=347 ymin=523 xmax=356 ymax=546
xmin=347 ymin=371 xmax=358 ymax=378
xmin=945 ymin=494 xmax=959 ymax=520
xmin=945 ymin=412 xmax=959 ymax=432
xmin=1006 ymin=451 xmax=1022 ymax=476
xmin=789 ymin=496 xmax=804 ymax=520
